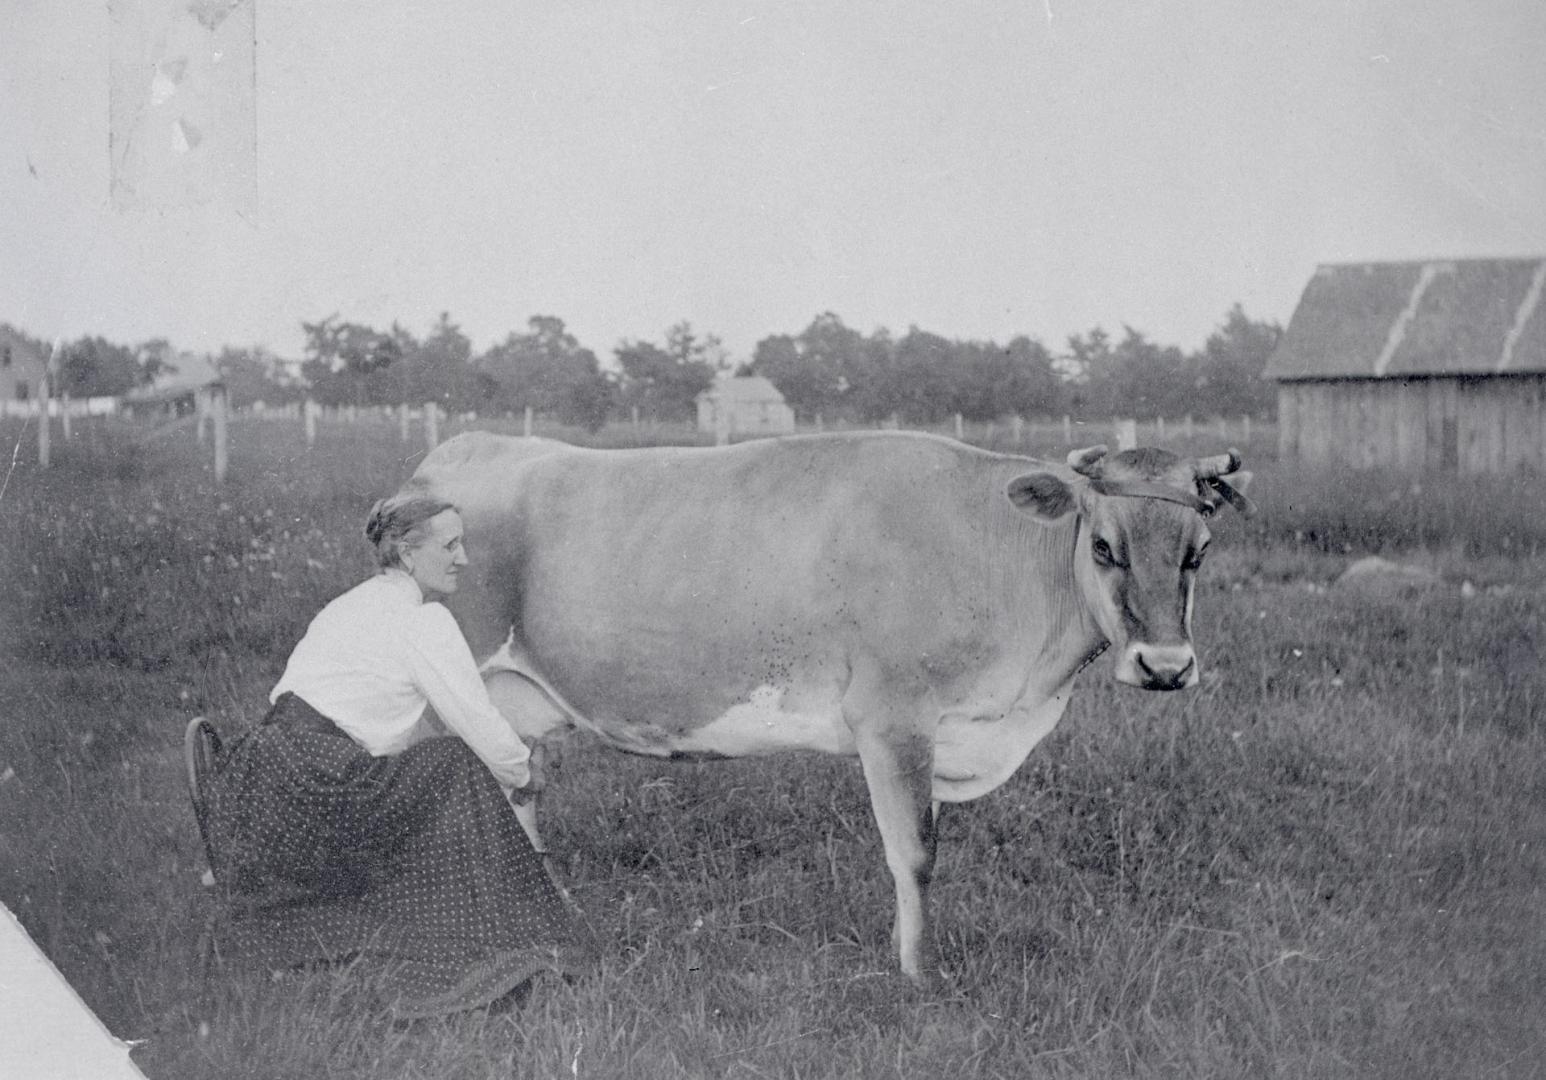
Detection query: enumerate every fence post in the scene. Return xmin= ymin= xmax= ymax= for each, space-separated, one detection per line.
xmin=399 ymin=402 xmax=411 ymax=442
xmin=1115 ymin=418 xmax=1137 ymax=451
xmin=1243 ymin=415 xmax=1252 ymax=443
xmin=1216 ymin=415 xmax=1228 ymax=440
xmin=212 ymin=385 xmax=229 ymax=482
xmin=36 ymin=396 xmax=50 ymax=468
xmin=524 ymin=405 xmax=534 ymax=439
xmin=631 ymin=405 xmax=640 ymax=429
xmin=1184 ymin=414 xmax=1194 ymax=439
xmin=814 ymin=412 xmax=824 ymax=434
xmin=37 ymin=340 xmax=58 ymax=467
xmin=1012 ymin=415 xmax=1023 ymax=446
xmin=1156 ymin=416 xmax=1165 ymax=441
xmin=954 ymin=413 xmax=964 ymax=441
xmin=304 ymin=399 xmax=317 ymax=447
xmin=425 ymin=401 xmax=440 ymax=448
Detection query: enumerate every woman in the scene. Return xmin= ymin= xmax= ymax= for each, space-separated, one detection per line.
xmin=205 ymin=492 xmax=594 ymax=1018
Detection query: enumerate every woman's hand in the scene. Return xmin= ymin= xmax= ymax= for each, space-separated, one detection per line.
xmin=507 ymin=775 xmax=544 ymax=805
xmin=506 ymin=742 xmax=547 ymax=805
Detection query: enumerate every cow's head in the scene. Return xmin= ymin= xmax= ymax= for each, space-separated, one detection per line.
xmin=1006 ymin=445 xmax=1254 ymax=691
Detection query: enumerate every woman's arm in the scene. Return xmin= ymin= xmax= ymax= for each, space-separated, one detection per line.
xmin=407 ymin=604 xmax=533 ymax=790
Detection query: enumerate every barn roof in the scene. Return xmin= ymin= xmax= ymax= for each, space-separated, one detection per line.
xmin=697 ymin=374 xmax=788 ymax=404
xmin=1263 ymin=258 xmax=1546 ymax=380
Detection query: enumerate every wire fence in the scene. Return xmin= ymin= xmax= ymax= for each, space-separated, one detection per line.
xmin=0 ymin=402 xmax=1281 ymax=483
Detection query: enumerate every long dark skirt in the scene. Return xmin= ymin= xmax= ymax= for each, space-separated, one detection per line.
xmin=204 ymin=693 xmax=595 ymax=1018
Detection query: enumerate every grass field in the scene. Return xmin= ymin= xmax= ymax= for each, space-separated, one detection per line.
xmin=1 ymin=415 xmax=1543 ymax=1079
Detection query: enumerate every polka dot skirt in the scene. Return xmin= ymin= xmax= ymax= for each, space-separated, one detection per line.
xmin=204 ymin=693 xmax=596 ymax=1018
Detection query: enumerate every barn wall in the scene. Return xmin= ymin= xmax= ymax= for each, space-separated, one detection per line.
xmin=1424 ymin=379 xmax=1457 ymax=472
xmin=1459 ymin=379 xmax=1500 ymax=473
xmin=1277 ymin=386 xmax=1299 ymax=461
xmin=1277 ymin=375 xmax=1545 ymax=474
xmin=1459 ymin=374 xmax=1545 ymax=474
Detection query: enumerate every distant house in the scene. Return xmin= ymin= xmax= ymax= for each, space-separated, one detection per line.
xmin=0 ymin=326 xmax=49 ymax=413
xmin=696 ymin=374 xmax=796 ymax=438
xmin=121 ymin=353 xmax=225 ymax=422
xmin=1265 ymin=258 xmax=1546 ymax=473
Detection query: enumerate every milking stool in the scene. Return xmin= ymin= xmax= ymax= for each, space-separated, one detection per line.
xmin=182 ymin=716 xmax=228 ymax=980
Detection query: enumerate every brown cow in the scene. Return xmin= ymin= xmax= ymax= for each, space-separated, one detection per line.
xmin=408 ymin=431 xmax=1252 ymax=985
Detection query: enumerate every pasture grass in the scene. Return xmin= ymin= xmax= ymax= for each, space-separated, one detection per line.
xmin=1 ymin=416 xmax=1543 ymax=1078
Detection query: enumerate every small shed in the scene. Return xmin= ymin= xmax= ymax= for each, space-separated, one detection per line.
xmin=121 ymin=354 xmax=225 ymax=422
xmin=696 ymin=375 xmax=796 ymax=437
xmin=1265 ymin=258 xmax=1546 ymax=473
xmin=0 ymin=326 xmax=49 ymax=414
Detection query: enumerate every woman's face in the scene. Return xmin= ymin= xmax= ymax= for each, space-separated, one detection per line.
xmin=401 ymin=509 xmax=468 ymax=596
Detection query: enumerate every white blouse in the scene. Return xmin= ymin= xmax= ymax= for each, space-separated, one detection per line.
xmin=270 ymin=569 xmax=531 ymax=790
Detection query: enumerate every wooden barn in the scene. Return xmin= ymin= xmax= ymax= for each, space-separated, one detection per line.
xmin=1265 ymin=258 xmax=1546 ymax=473
xmin=696 ymin=374 xmax=797 ymax=438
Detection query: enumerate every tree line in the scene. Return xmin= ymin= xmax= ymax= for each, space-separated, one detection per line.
xmin=25 ymin=304 xmax=1281 ymax=430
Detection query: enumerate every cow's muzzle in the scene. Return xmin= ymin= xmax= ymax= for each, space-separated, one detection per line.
xmin=1117 ymin=643 xmax=1199 ymax=691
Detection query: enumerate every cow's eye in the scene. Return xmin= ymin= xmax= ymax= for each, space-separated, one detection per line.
xmin=1091 ymin=537 xmax=1120 ymax=568
xmin=1183 ymin=547 xmax=1207 ymax=572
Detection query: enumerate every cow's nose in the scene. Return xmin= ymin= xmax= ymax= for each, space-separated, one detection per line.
xmin=1118 ymin=644 xmax=1198 ymax=691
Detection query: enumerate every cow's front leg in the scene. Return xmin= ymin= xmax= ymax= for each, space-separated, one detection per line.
xmin=853 ymin=725 xmax=942 ymax=989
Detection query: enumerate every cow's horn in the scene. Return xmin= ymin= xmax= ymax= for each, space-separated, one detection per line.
xmin=1194 ymin=449 xmax=1242 ymax=480
xmin=1204 ymin=476 xmax=1257 ymax=518
xmin=1067 ymin=445 xmax=1109 ymax=477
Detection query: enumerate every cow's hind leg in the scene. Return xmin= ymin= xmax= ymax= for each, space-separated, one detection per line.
xmin=852 ymin=724 xmax=942 ymax=989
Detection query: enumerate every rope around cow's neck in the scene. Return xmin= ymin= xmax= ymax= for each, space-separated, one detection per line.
xmin=1073 ymin=640 xmax=1110 ymax=678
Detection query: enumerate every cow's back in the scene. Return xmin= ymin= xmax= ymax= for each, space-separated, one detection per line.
xmin=415 ymin=432 xmax=1070 ymax=747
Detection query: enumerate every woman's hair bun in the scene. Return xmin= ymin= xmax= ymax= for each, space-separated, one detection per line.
xmin=364 ymin=498 xmax=391 ymax=548
xmin=364 ymin=491 xmax=456 ymax=569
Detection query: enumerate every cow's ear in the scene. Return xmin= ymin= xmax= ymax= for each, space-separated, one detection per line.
xmin=1007 ymin=472 xmax=1077 ymax=522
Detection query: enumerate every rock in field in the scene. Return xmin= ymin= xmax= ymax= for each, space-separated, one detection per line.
xmin=1335 ymin=556 xmax=1443 ymax=593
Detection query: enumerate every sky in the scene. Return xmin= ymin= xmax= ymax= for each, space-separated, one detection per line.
xmin=3 ymin=0 xmax=1545 ymax=367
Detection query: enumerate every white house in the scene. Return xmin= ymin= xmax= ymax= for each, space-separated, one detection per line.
xmin=0 ymin=326 xmax=49 ymax=415
xmin=121 ymin=353 xmax=225 ymax=422
xmin=695 ymin=374 xmax=796 ymax=438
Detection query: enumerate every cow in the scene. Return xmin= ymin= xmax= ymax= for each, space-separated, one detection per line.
xmin=405 ymin=430 xmax=1253 ymax=986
